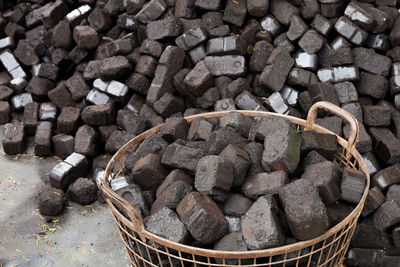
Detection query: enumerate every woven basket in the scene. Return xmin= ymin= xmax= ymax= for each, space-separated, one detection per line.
xmin=98 ymin=101 xmax=370 ymax=267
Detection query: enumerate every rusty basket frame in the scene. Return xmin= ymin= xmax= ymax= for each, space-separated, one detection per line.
xmin=98 ymin=101 xmax=370 ymax=267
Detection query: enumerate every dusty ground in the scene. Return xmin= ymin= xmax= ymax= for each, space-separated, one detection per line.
xmin=0 ymin=124 xmax=131 ymax=267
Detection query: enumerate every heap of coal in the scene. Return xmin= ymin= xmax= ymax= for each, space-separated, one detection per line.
xmin=0 ymin=0 xmax=400 ymax=265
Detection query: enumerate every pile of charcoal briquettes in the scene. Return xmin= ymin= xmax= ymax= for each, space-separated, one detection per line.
xmin=111 ymin=113 xmax=371 ymax=266
xmin=0 ymin=0 xmax=400 ymax=265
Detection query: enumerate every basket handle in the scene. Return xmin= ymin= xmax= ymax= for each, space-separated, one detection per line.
xmin=98 ymin=178 xmax=147 ymax=242
xmin=305 ymin=101 xmax=359 ymax=159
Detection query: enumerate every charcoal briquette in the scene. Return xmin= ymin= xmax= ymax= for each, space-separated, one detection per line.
xmin=343 ymin=2 xmax=375 ymax=31
xmin=373 ymin=200 xmax=400 ymax=231
xmin=176 ymin=192 xmax=228 ymax=244
xmin=196 ymin=86 xmax=219 ymax=109
xmin=264 ymin=92 xmax=289 ymax=114
xmin=351 ymin=223 xmax=392 ymax=250
xmin=74 ymin=125 xmax=99 ymax=156
xmin=309 ymin=82 xmax=340 ymax=106
xmin=52 ymin=134 xmax=74 ymax=159
xmin=154 ymin=93 xmax=185 ymax=118
xmin=287 ymin=67 xmax=319 ymax=88
xmin=261 ymin=118 xmax=301 ymax=173
xmin=105 ymin=130 xmax=135 ymax=153
xmin=204 ymin=55 xmax=246 ymax=77
xmin=287 ymin=16 xmax=309 ymax=42
xmin=147 ymin=16 xmax=182 ymax=40
xmin=183 ymin=60 xmax=213 ymax=96
xmin=81 ymin=104 xmax=115 ymax=126
xmin=225 ymin=216 xmax=241 ymax=233
xmin=300 ymin=131 xmax=337 ymax=160
xmin=127 ymin=133 xmax=168 ymax=170
xmin=2 ymin=122 xmax=25 ymax=155
xmin=68 ymin=178 xmax=98 ymax=205
xmin=353 ymin=47 xmax=392 ymax=77
xmin=65 ymin=5 xmax=92 ymax=27
xmin=249 ymin=41 xmax=274 ymax=72
xmin=194 ymin=155 xmax=233 ymax=201
xmin=357 ymin=71 xmax=388 ymax=100
xmin=14 ymin=40 xmax=39 ymax=66
xmin=206 ymin=36 xmax=245 ymax=56
xmin=150 ymin=180 xmax=193 ymax=214
xmin=146 ymin=46 xmax=185 ymax=105
xmin=334 ymin=16 xmax=368 ymax=46
xmin=219 ymin=144 xmax=250 ymax=187
xmin=135 ymin=0 xmax=167 ymax=24
xmin=333 ymin=82 xmax=358 ymax=104
xmin=369 ymin=127 xmax=400 ymax=164
xmin=260 ymin=15 xmax=281 ymax=38
xmin=260 ymin=47 xmax=294 ymax=92
xmin=145 ymin=207 xmax=189 ymax=243
xmin=174 ymin=0 xmax=195 ymax=18
xmin=346 ymin=248 xmax=384 ymax=267
xmin=34 ymin=121 xmax=52 ymax=157
xmin=156 ymin=169 xmax=193 ymax=197
xmin=279 ymin=179 xmax=329 ymax=240
xmin=0 ymin=101 xmax=10 ymax=124
xmin=52 ymin=20 xmax=72 ymax=49
xmin=126 ymin=73 xmax=150 ymax=95
xmin=116 ymin=184 xmax=149 ymax=217
xmin=131 ymin=153 xmax=167 ymax=191
xmin=159 ymin=117 xmax=189 ymax=143
xmin=116 ymin=110 xmax=146 ymax=135
xmin=0 ymin=85 xmax=13 ymax=101
xmin=161 ymin=142 xmax=203 ymax=172
xmin=362 ymin=105 xmax=390 ymax=127
xmin=38 ymin=186 xmax=64 ymax=216
xmin=214 ymin=98 xmax=236 ymax=111
xmin=242 ymin=171 xmax=288 ymax=199
xmin=65 ymin=73 xmax=90 ymax=101
xmin=26 ymin=76 xmax=54 ymax=98
xmin=241 ymin=195 xmax=284 ymax=250
xmin=247 ymin=0 xmax=269 ymax=17
xmin=273 ymin=33 xmax=295 ymax=53
xmin=57 ymin=107 xmax=80 ymax=134
xmin=222 ymin=193 xmax=252 ymax=217
xmin=372 ymin=164 xmax=400 ymax=192
xmin=176 ymin=27 xmax=207 ymax=51
xmin=294 ymin=52 xmax=318 ymax=71
xmin=88 ymin=7 xmax=112 ymax=32
xmin=38 ymin=102 xmax=57 ymax=122
xmin=187 ymin=117 xmax=213 ymax=141
xmin=311 ymin=14 xmax=332 ymax=36
xmin=41 ymin=0 xmax=69 ymax=28
xmin=221 ymin=78 xmax=249 ymax=99
xmin=222 ymin=0 xmax=247 ymax=27
xmin=73 ymin=26 xmax=99 ymax=49
xmin=124 ymin=94 xmax=144 ymax=114
xmin=362 ymin=152 xmax=381 ymax=177
xmin=361 ymin=186 xmax=385 ymax=217
xmin=340 ymin=167 xmax=366 ymax=204
xmin=302 ymin=161 xmax=340 ymax=204
xmin=270 ymin=0 xmax=299 ymax=25
xmin=213 ymin=232 xmax=248 ymax=264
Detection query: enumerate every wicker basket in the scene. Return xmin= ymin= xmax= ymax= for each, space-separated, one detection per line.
xmin=98 ymin=101 xmax=370 ymax=267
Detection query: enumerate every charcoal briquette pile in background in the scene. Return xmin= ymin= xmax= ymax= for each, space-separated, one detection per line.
xmin=0 ymin=0 xmax=400 ymax=265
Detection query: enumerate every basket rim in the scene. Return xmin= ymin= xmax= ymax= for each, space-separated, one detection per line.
xmin=99 ymin=109 xmax=370 ymax=258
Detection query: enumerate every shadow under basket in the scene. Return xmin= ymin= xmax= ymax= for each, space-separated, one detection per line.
xmin=98 ymin=101 xmax=370 ymax=267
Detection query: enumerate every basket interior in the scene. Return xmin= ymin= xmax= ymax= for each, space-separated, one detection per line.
xmin=101 ymin=111 xmax=370 ymax=267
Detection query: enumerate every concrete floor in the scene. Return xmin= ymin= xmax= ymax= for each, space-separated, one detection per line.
xmin=0 ymin=125 xmax=131 ymax=267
